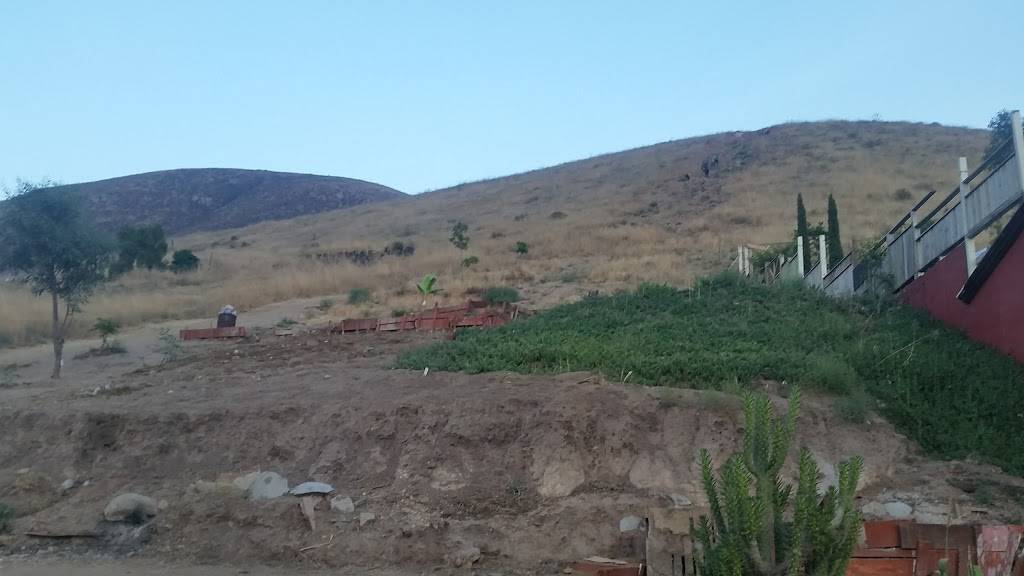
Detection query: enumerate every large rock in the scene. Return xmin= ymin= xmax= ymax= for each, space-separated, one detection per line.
xmin=330 ymin=496 xmax=355 ymax=513
xmin=103 ymin=493 xmax=158 ymax=524
xmin=233 ymin=471 xmax=289 ymax=500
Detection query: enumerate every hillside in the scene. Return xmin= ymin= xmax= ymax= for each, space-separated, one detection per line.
xmin=0 ymin=120 xmax=991 ymax=347
xmin=50 ymin=168 xmax=405 ymax=234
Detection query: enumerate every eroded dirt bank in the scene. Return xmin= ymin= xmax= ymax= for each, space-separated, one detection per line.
xmin=2 ymin=331 xmax=1021 ymax=573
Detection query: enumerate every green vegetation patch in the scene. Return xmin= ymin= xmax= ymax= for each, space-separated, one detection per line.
xmin=397 ymin=274 xmax=1024 ymax=474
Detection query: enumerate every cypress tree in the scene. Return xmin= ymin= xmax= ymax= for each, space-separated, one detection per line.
xmin=796 ymin=194 xmax=809 ymax=270
xmin=827 ymin=194 xmax=843 ymax=265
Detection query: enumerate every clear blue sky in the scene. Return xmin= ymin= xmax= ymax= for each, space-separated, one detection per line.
xmin=1 ymin=1 xmax=1020 ymax=194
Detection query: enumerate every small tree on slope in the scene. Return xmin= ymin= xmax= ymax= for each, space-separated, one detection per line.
xmin=693 ymin=388 xmax=863 ymax=576
xmin=826 ymin=194 xmax=844 ymax=267
xmin=0 ymin=183 xmax=112 ymax=378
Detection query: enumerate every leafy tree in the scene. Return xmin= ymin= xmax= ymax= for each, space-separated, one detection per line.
xmin=449 ymin=221 xmax=469 ymax=250
xmin=984 ymin=109 xmax=1020 ymax=165
xmin=514 ymin=241 xmax=529 ymax=255
xmin=796 ymin=194 xmax=809 ymax=271
xmin=93 ymin=317 xmax=120 ymax=350
xmin=114 ymin=224 xmax=168 ymax=273
xmin=461 ymin=255 xmax=479 ymax=268
xmin=826 ymin=194 xmax=844 ymax=266
xmin=416 ymin=273 xmax=442 ymax=306
xmin=693 ymin=389 xmax=863 ymax=576
xmin=169 ymin=249 xmax=200 ymax=273
xmin=0 ymin=182 xmax=113 ymax=378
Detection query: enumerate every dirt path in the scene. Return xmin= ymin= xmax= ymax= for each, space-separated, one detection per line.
xmin=0 ymin=296 xmax=325 ymax=401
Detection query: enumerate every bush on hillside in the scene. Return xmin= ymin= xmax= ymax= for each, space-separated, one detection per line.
xmin=482 ymin=286 xmax=520 ymax=305
xmin=348 ymin=288 xmax=371 ymax=305
xmin=169 ymin=249 xmax=200 ymax=273
xmin=397 ymin=273 xmax=1024 ymax=474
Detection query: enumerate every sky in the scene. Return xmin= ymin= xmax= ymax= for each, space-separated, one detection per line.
xmin=1 ymin=1 xmax=1021 ymax=194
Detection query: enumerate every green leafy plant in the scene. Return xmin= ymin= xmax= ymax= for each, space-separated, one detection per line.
xmin=317 ymin=298 xmax=335 ymax=312
xmin=0 ymin=502 xmax=13 ymax=533
xmin=833 ymin=391 xmax=871 ymax=424
xmin=93 ymin=318 xmax=121 ymax=350
xmin=169 ymin=249 xmax=200 ymax=273
xmin=276 ymin=317 xmax=298 ymax=328
xmin=416 ymin=274 xmax=442 ymax=306
xmin=156 ymin=327 xmax=183 ymax=364
xmin=391 ymin=308 xmax=409 ymax=318
xmin=461 ymin=256 xmax=480 ymax=268
xmin=449 ymin=221 xmax=470 ymax=250
xmin=482 ymin=286 xmax=520 ymax=305
xmin=514 ymin=241 xmax=529 ymax=255
xmin=348 ymin=288 xmax=371 ymax=305
xmin=693 ymin=389 xmax=863 ymax=576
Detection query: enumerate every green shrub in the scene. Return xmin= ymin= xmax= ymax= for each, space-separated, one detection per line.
xmin=169 ymin=249 xmax=200 ymax=273
xmin=317 ymin=298 xmax=335 ymax=312
xmin=834 ymin=392 xmax=871 ymax=424
xmin=93 ymin=317 xmax=121 ymax=349
xmin=461 ymin=256 xmax=479 ymax=268
xmin=514 ymin=241 xmax=529 ymax=255
xmin=482 ymin=286 xmax=520 ymax=305
xmin=391 ymin=308 xmax=408 ymax=318
xmin=449 ymin=221 xmax=469 ymax=250
xmin=348 ymin=288 xmax=372 ymax=305
xmin=276 ymin=317 xmax=298 ymax=328
xmin=0 ymin=502 xmax=13 ymax=533
xmin=156 ymin=327 xmax=183 ymax=364
xmin=397 ymin=274 xmax=1024 ymax=475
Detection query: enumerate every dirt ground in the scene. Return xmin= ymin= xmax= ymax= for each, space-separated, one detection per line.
xmin=2 ymin=315 xmax=1024 ymax=575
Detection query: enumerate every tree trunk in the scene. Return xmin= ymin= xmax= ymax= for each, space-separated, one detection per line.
xmin=50 ymin=291 xmax=63 ymax=379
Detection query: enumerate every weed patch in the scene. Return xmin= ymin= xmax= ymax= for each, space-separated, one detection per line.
xmin=398 ymin=274 xmax=1024 ymax=474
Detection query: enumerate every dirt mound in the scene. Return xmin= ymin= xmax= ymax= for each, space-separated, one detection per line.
xmin=1 ymin=331 xmax=1020 ymax=572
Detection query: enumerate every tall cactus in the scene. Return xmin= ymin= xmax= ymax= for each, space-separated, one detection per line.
xmin=693 ymin=388 xmax=863 ymax=576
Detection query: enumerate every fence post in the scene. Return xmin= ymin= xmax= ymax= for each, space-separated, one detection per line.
xmin=957 ymin=157 xmax=978 ymax=276
xmin=737 ymin=246 xmax=744 ymax=274
xmin=796 ymin=236 xmax=805 ymax=277
xmin=911 ymin=201 xmax=922 ymax=275
xmin=819 ymin=235 xmax=828 ymax=280
xmin=1013 ymin=111 xmax=1024 ymax=197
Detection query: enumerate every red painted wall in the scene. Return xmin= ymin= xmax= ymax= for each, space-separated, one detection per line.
xmin=900 ymin=241 xmax=1024 ymax=362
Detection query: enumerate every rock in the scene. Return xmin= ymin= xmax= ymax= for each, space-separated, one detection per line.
xmin=359 ymin=512 xmax=376 ymax=526
xmin=60 ymin=479 xmax=75 ymax=492
xmin=669 ymin=494 xmax=692 ymax=508
xmin=291 ymin=481 xmax=334 ymax=496
xmin=619 ymin=515 xmax=644 ymax=532
xmin=883 ymin=501 xmax=913 ymax=519
xmin=103 ymin=493 xmax=158 ymax=524
xmin=449 ymin=543 xmax=482 ymax=567
xmin=330 ymin=496 xmax=355 ymax=513
xmin=861 ymin=501 xmax=888 ymax=519
xmin=233 ymin=471 xmax=289 ymax=500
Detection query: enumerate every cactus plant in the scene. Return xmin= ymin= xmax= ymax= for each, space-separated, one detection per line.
xmin=693 ymin=388 xmax=863 ymax=576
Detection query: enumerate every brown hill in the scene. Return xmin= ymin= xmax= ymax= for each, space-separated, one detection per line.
xmin=51 ymin=168 xmax=405 ymax=234
xmin=0 ymin=120 xmax=991 ymax=347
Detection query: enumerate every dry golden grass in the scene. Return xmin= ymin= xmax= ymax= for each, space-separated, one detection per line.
xmin=0 ymin=120 xmax=990 ymax=348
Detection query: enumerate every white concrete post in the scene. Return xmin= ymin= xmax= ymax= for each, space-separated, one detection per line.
xmin=819 ymin=234 xmax=828 ymax=280
xmin=911 ymin=203 xmax=922 ymax=275
xmin=796 ymin=236 xmax=805 ymax=277
xmin=738 ymin=246 xmax=744 ymax=274
xmin=957 ymin=156 xmax=977 ymax=276
xmin=1012 ymin=111 xmax=1024 ymax=196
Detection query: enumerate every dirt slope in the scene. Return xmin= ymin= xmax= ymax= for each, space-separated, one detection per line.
xmin=48 ymin=168 xmax=406 ymax=234
xmin=2 ymin=331 xmax=1020 ymax=573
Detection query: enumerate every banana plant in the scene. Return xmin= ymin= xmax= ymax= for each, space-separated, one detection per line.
xmin=416 ymin=274 xmax=442 ymax=306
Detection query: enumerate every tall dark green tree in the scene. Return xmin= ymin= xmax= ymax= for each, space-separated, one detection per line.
xmin=113 ymin=224 xmax=168 ymax=274
xmin=796 ymin=194 xmax=810 ymax=270
xmin=449 ymin=221 xmax=469 ymax=250
xmin=0 ymin=182 xmax=113 ymax=378
xmin=826 ymin=194 xmax=843 ymax=265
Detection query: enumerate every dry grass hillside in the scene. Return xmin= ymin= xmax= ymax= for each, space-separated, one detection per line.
xmin=0 ymin=120 xmax=989 ymax=347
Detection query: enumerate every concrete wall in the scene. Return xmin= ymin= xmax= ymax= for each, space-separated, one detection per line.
xmin=899 ymin=241 xmax=1024 ymax=363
